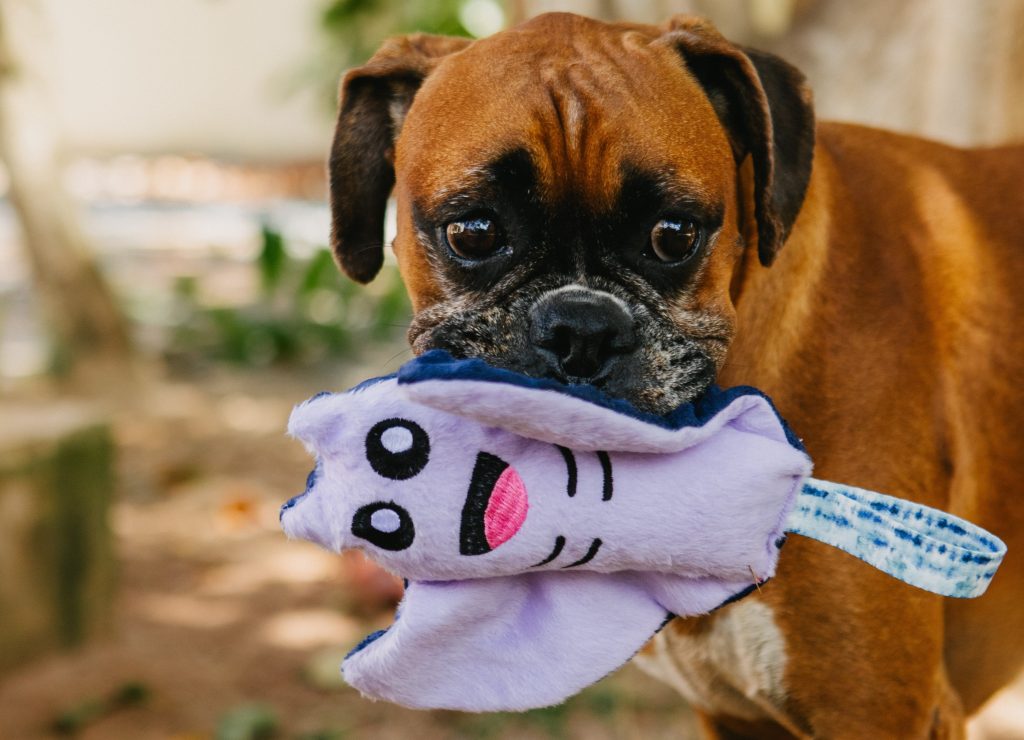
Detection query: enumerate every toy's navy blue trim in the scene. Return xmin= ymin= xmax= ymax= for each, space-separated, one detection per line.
xmin=713 ymin=580 xmax=769 ymax=611
xmin=279 ymin=461 xmax=319 ymax=521
xmin=345 ymin=580 xmax=408 ymax=660
xmin=348 ymin=373 xmax=397 ymax=394
xmin=396 ymin=350 xmax=805 ymax=452
xmin=346 ymin=629 xmax=387 ymax=659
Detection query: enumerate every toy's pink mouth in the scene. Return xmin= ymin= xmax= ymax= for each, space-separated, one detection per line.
xmin=484 ymin=465 xmax=528 ymax=549
xmin=460 ymin=452 xmax=529 ymax=555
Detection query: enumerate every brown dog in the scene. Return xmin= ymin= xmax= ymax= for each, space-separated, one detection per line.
xmin=325 ymin=12 xmax=1024 ymax=738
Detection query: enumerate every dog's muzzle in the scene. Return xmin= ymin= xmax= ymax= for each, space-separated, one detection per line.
xmin=529 ymin=287 xmax=637 ymax=385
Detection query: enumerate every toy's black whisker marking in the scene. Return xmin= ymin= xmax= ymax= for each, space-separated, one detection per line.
xmin=531 ymin=535 xmax=566 ymax=567
xmin=597 ymin=451 xmax=613 ymax=501
xmin=556 ymin=445 xmax=577 ymax=497
xmin=562 ymin=538 xmax=603 ymax=568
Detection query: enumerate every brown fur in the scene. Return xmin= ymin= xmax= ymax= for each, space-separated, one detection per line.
xmin=706 ymin=127 xmax=1024 ymax=736
xmin=327 ymin=12 xmax=1024 ymax=738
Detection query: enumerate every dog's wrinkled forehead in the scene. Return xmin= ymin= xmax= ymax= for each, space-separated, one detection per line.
xmin=397 ymin=14 xmax=734 ymax=215
xmin=329 ymin=12 xmax=814 ymax=290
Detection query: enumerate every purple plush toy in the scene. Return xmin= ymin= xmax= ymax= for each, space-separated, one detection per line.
xmin=280 ymin=351 xmax=1005 ymax=712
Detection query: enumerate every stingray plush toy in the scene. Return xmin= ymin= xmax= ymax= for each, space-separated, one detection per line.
xmin=280 ymin=351 xmax=1005 ymax=712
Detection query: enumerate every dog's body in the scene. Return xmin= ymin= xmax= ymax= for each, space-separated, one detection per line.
xmin=640 ymin=125 xmax=1024 ymax=738
xmin=325 ymin=13 xmax=1024 ymax=738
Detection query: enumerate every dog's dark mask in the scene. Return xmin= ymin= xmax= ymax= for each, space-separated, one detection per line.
xmin=325 ymin=14 xmax=814 ymax=413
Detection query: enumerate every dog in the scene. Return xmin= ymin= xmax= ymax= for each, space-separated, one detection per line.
xmin=324 ymin=12 xmax=1024 ymax=738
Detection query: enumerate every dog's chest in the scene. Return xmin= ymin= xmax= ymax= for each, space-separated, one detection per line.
xmin=633 ymin=599 xmax=789 ymax=721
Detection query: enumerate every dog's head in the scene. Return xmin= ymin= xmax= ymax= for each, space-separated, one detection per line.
xmin=328 ymin=13 xmax=814 ymax=413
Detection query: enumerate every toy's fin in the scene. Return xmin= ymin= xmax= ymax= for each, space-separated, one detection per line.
xmin=786 ymin=479 xmax=1006 ymax=598
xmin=341 ymin=571 xmax=669 ymax=712
xmin=287 ymin=392 xmax=343 ymax=452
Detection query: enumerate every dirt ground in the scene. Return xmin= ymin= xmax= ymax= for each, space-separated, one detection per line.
xmin=0 ymin=352 xmax=698 ymax=740
xmin=1 ymin=349 xmax=1022 ymax=739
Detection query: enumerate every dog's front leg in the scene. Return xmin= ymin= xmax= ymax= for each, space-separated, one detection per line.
xmin=643 ymin=537 xmax=969 ymax=739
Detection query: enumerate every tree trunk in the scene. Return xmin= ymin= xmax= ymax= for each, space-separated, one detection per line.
xmin=0 ymin=402 xmax=115 ymax=674
xmin=0 ymin=0 xmax=135 ymax=388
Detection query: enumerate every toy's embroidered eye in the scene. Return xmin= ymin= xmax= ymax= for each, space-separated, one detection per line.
xmin=380 ymin=425 xmax=413 ymax=453
xmin=366 ymin=418 xmax=430 ymax=480
xmin=352 ymin=502 xmax=415 ymax=551
xmin=370 ymin=507 xmax=402 ymax=532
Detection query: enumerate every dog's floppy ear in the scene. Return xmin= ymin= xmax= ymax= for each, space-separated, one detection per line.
xmin=660 ymin=17 xmax=815 ymax=266
xmin=329 ymin=34 xmax=473 ymax=283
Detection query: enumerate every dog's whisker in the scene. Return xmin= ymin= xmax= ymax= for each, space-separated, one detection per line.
xmin=381 ymin=347 xmax=415 ymax=370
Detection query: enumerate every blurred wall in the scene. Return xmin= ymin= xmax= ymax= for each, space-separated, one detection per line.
xmin=40 ymin=0 xmax=334 ymax=161
xmin=31 ymin=0 xmax=1024 ymax=163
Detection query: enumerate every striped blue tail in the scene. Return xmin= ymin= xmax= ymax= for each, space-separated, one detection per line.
xmin=786 ymin=479 xmax=1006 ymax=598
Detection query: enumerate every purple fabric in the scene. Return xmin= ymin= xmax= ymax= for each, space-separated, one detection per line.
xmin=283 ymin=379 xmax=810 ymax=582
xmin=343 ymin=573 xmax=672 ymax=711
xmin=280 ymin=355 xmax=1007 ymax=711
xmin=281 ymin=374 xmax=810 ymax=711
xmin=402 ymin=377 xmax=796 ymax=453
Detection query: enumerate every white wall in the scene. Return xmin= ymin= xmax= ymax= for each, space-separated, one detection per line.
xmin=40 ymin=0 xmax=336 ymax=160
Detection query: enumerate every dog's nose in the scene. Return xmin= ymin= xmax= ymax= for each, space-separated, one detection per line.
xmin=529 ymin=289 xmax=637 ymax=382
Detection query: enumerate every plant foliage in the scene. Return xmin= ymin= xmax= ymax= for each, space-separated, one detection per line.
xmin=167 ymin=226 xmax=410 ymax=369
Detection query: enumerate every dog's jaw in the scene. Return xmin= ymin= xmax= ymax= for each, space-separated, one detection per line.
xmin=407 ymin=272 xmax=733 ymax=414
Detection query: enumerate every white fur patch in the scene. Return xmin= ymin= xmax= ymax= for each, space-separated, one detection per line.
xmin=633 ymin=599 xmax=789 ymax=722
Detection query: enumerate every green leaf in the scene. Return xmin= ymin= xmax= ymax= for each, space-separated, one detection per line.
xmin=299 ymin=248 xmax=340 ymax=298
xmin=215 ymin=702 xmax=278 ymax=740
xmin=322 ymin=0 xmax=381 ymax=30
xmin=257 ymin=226 xmax=287 ymax=295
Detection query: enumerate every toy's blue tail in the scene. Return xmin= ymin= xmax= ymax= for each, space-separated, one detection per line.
xmin=786 ymin=479 xmax=1006 ymax=598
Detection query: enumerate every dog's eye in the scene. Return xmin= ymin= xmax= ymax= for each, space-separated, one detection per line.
xmin=445 ymin=217 xmax=499 ymax=260
xmin=648 ymin=219 xmax=703 ymax=263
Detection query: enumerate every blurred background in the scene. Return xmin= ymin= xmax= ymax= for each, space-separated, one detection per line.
xmin=0 ymin=0 xmax=1021 ymax=738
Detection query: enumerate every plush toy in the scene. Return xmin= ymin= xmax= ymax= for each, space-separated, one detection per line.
xmin=280 ymin=350 xmax=1006 ymax=713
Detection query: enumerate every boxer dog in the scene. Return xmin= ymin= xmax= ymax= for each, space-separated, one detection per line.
xmin=324 ymin=12 xmax=1024 ymax=738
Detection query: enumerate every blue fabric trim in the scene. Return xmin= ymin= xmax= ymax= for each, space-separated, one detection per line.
xmin=279 ymin=461 xmax=319 ymax=521
xmin=786 ymin=479 xmax=1007 ymax=598
xmin=395 ymin=350 xmax=805 ymax=451
xmin=348 ymin=373 xmax=397 ymax=394
xmin=712 ymin=580 xmax=768 ymax=611
xmin=345 ymin=629 xmax=388 ymax=659
xmin=345 ymin=580 xmax=408 ymax=660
